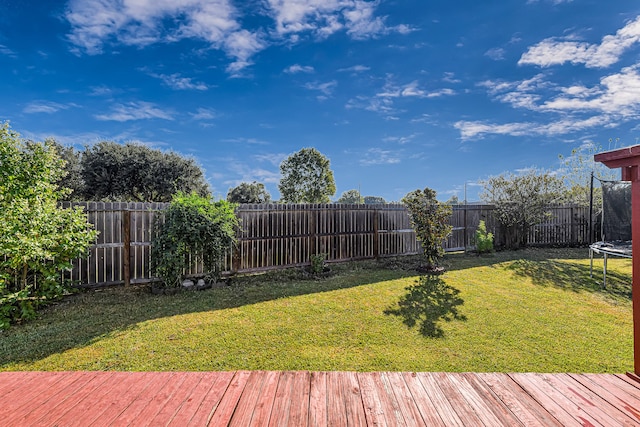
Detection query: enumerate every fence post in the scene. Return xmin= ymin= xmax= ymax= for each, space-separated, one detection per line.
xmin=122 ymin=210 xmax=131 ymax=286
xmin=373 ymin=209 xmax=380 ymax=260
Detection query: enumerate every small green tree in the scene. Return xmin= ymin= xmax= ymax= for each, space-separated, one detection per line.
xmin=278 ymin=148 xmax=336 ymax=203
xmin=336 ymin=189 xmax=364 ymax=204
xmin=402 ymin=187 xmax=453 ymax=271
xmin=151 ymin=193 xmax=239 ymax=288
xmin=481 ymin=169 xmax=565 ymax=249
xmin=0 ymin=123 xmax=98 ymax=328
xmin=474 ymin=220 xmax=494 ymax=254
xmin=227 ymin=181 xmax=271 ymax=203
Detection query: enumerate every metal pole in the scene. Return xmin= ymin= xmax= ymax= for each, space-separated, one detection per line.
xmin=589 ymin=171 xmax=594 ymax=243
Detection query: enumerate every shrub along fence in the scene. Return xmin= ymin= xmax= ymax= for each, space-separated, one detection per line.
xmin=60 ymin=202 xmax=590 ymax=287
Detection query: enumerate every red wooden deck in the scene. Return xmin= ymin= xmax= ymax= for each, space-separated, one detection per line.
xmin=1 ymin=371 xmax=640 ymax=426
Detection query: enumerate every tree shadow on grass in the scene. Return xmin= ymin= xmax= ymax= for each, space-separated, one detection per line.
xmin=0 ymin=266 xmax=418 ymax=368
xmin=384 ymin=274 xmax=466 ymax=338
xmin=506 ymin=258 xmax=632 ymax=301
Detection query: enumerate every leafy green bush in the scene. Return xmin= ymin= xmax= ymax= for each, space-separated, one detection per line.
xmin=309 ymin=253 xmax=327 ymax=276
xmin=0 ymin=123 xmax=98 ymax=328
xmin=151 ymin=193 xmax=240 ymax=289
xmin=474 ymin=220 xmax=494 ymax=254
xmin=402 ymin=187 xmax=453 ymax=271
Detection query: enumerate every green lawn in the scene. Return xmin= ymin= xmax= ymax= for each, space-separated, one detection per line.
xmin=0 ymin=248 xmax=633 ymax=373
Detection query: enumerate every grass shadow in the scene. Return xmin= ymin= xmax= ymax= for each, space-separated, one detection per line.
xmin=384 ymin=274 xmax=466 ymax=338
xmin=0 ymin=263 xmax=418 ymax=368
xmin=506 ymin=258 xmax=631 ymax=301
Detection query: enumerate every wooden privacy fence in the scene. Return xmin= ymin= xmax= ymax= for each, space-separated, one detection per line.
xmin=61 ymin=202 xmax=421 ymax=287
xmin=60 ymin=202 xmax=590 ymax=287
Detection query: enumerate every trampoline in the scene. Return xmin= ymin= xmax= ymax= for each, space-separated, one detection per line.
xmin=589 ymin=180 xmax=632 ymax=287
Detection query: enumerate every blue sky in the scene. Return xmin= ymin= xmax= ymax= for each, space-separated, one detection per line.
xmin=1 ymin=0 xmax=639 ymax=202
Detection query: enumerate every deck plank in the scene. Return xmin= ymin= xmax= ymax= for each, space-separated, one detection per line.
xmin=228 ymin=370 xmax=266 ymax=426
xmin=108 ymin=372 xmax=175 ymax=426
xmin=460 ymin=372 xmax=527 ymax=426
xmin=415 ymin=372 xmax=466 ymax=427
xmin=4 ymin=371 xmax=97 ymax=426
xmin=184 ymin=371 xmax=236 ymax=427
xmin=386 ymin=371 xmax=429 ymax=426
xmin=268 ymin=370 xmax=295 ymax=427
xmin=343 ymin=371 xmax=368 ymax=427
xmin=2 ymin=371 xmax=640 ymax=426
xmin=554 ymin=373 xmax=638 ymax=426
xmin=477 ymin=372 xmax=562 ymax=427
xmin=288 ymin=370 xmax=312 ymax=426
xmin=90 ymin=372 xmax=159 ymax=427
xmin=208 ymin=370 xmax=252 ymax=426
xmin=429 ymin=372 xmax=487 ymax=426
xmin=0 ymin=371 xmax=69 ymax=417
xmin=573 ymin=373 xmax=640 ymax=423
xmin=400 ymin=372 xmax=447 ymax=426
xmin=326 ymin=371 xmax=348 ymax=426
xmin=510 ymin=373 xmax=599 ymax=427
xmin=249 ymin=370 xmax=280 ymax=426
xmin=308 ymin=371 xmax=328 ymax=427
xmin=358 ymin=371 xmax=392 ymax=427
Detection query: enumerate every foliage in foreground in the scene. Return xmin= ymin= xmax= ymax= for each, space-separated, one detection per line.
xmin=151 ymin=193 xmax=239 ymax=288
xmin=402 ymin=187 xmax=453 ymax=270
xmin=0 ymin=123 xmax=97 ymax=329
xmin=0 ymin=249 xmax=632 ymax=373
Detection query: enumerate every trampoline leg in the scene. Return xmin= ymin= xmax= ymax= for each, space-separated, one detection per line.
xmin=603 ymin=253 xmax=607 ymax=289
xmin=590 ymin=248 xmax=593 ymax=278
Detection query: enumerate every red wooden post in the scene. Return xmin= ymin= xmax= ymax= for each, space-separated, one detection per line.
xmin=595 ymin=146 xmax=640 ymax=374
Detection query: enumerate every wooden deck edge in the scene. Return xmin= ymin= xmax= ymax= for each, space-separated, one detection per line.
xmin=625 ymin=372 xmax=640 ymax=385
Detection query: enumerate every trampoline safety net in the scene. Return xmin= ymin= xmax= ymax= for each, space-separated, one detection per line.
xmin=601 ymin=181 xmax=632 ymax=241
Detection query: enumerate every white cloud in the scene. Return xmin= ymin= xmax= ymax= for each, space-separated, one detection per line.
xmin=190 ymin=107 xmax=218 ymax=120
xmin=254 ymin=153 xmax=288 ymax=166
xmin=23 ymin=101 xmax=71 ymax=114
xmin=149 ymin=72 xmax=209 ymax=90
xmin=338 ymin=64 xmax=370 ymax=73
xmin=0 ymin=44 xmax=17 ymax=58
xmin=485 ymin=47 xmax=506 ymax=60
xmin=382 ymin=133 xmax=418 ymax=145
xmin=265 ymin=0 xmax=411 ymax=40
xmin=284 ymin=64 xmax=315 ymax=73
xmin=304 ymin=80 xmax=338 ymax=99
xmin=222 ymin=137 xmax=269 ymax=145
xmin=65 ymin=0 xmax=263 ymax=73
xmin=541 ymin=65 xmax=640 ymax=116
xmin=360 ymin=148 xmax=401 ymax=165
xmin=94 ymin=101 xmax=174 ymax=121
xmin=455 ymin=115 xmax=614 ymax=140
xmin=519 ymin=15 xmax=640 ymax=68
xmin=377 ymin=80 xmax=455 ymax=99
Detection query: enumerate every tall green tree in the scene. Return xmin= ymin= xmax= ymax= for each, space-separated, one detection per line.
xmin=0 ymin=123 xmax=97 ymax=328
xmin=336 ymin=189 xmax=364 ymax=204
xmin=47 ymin=140 xmax=85 ymax=200
xmin=81 ymin=141 xmax=210 ymax=202
xmin=278 ymin=148 xmax=336 ymax=203
xmin=227 ymin=181 xmax=271 ymax=204
xmin=402 ymin=187 xmax=452 ymax=271
xmin=481 ymin=169 xmax=565 ymax=249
